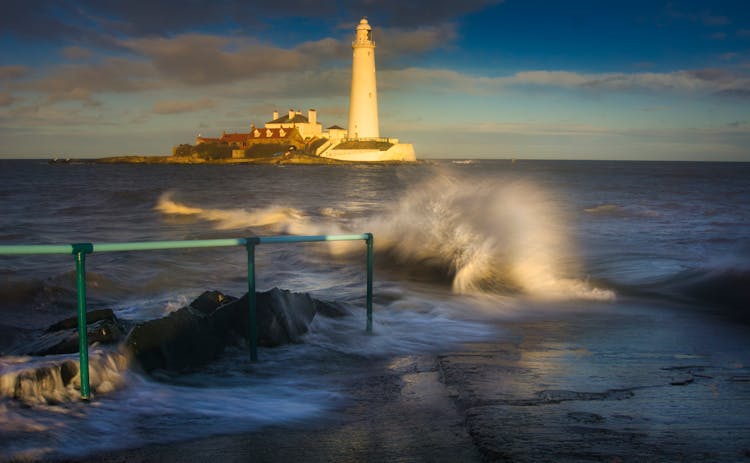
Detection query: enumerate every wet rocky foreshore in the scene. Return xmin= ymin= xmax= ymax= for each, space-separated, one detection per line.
xmin=50 ymin=304 xmax=750 ymax=463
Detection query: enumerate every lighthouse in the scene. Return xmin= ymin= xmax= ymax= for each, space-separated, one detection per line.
xmin=348 ymin=17 xmax=379 ymax=139
xmin=321 ymin=17 xmax=415 ymax=161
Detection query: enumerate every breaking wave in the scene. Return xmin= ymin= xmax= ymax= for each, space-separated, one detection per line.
xmin=0 ymin=349 xmax=130 ymax=406
xmin=156 ymin=174 xmax=613 ymax=301
xmin=368 ymin=175 xmax=612 ymax=300
xmin=156 ymin=193 xmax=307 ymax=232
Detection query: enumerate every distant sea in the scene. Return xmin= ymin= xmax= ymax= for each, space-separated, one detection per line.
xmin=1 ymin=159 xmax=749 ymax=460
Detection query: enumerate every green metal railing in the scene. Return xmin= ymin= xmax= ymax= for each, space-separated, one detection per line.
xmin=0 ymin=233 xmax=374 ymax=400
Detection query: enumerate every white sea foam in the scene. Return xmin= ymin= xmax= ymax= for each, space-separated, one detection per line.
xmin=155 ymin=173 xmax=614 ymax=301
xmin=156 ymin=192 xmax=307 ymax=231
xmin=0 ymin=348 xmax=130 ymax=406
xmin=366 ymin=174 xmax=613 ymax=299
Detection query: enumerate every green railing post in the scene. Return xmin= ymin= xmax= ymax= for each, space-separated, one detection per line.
xmin=71 ymin=243 xmax=93 ymax=400
xmin=366 ymin=233 xmax=373 ymax=333
xmin=245 ymin=237 xmax=260 ymax=361
xmin=1 ymin=233 xmax=375 ymax=369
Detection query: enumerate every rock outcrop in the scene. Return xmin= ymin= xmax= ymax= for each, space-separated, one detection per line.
xmin=10 ymin=308 xmax=125 ymax=356
xmin=125 ymin=287 xmax=338 ymax=372
xmin=8 ymin=288 xmax=349 ymax=374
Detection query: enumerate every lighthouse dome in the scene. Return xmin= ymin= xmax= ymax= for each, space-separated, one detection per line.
xmin=357 ymin=17 xmax=371 ymax=30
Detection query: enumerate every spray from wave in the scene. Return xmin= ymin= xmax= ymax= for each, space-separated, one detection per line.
xmin=368 ymin=174 xmax=612 ymax=300
xmin=156 ymin=173 xmax=613 ymax=300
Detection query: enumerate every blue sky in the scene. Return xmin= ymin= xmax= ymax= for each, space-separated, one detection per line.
xmin=1 ymin=0 xmax=749 ymax=160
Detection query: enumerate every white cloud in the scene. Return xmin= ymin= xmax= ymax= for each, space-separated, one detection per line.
xmin=379 ymin=67 xmax=750 ymax=97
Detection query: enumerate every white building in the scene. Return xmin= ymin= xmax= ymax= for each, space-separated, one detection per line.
xmin=265 ymin=109 xmax=322 ymax=140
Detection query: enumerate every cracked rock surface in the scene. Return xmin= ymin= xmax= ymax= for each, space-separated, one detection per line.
xmin=439 ymin=311 xmax=750 ymax=462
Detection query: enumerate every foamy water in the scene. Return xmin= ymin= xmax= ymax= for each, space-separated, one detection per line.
xmin=157 ymin=171 xmax=614 ymax=300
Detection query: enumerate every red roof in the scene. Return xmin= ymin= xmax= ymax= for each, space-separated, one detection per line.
xmin=196 ymin=136 xmax=221 ymax=144
xmin=197 ymin=128 xmax=298 ymax=145
xmin=221 ymin=133 xmax=251 ymax=143
xmin=249 ymin=128 xmax=296 ymax=139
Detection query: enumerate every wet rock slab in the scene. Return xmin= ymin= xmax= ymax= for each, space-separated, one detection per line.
xmin=438 ymin=317 xmax=750 ymax=462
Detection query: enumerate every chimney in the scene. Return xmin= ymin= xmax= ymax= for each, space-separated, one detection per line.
xmin=288 ymin=109 xmax=295 ymax=120
xmin=272 ymin=110 xmax=278 ymax=120
xmin=308 ymin=109 xmax=317 ymax=125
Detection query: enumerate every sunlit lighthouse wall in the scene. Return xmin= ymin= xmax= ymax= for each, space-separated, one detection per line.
xmin=348 ymin=17 xmax=379 ymax=139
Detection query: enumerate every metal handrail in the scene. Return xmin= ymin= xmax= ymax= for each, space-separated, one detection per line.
xmin=0 ymin=233 xmax=374 ymax=400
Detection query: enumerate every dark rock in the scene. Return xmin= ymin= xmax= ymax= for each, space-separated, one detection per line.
xmin=187 ymin=290 xmax=236 ymax=316
xmin=11 ymin=309 xmax=125 ymax=356
xmin=257 ymin=287 xmax=318 ymax=345
xmin=60 ymin=360 xmax=78 ymax=385
xmin=11 ymin=287 xmax=348 ymax=374
xmin=45 ymin=309 xmax=119 ymax=332
xmin=670 ymin=376 xmax=695 ymax=386
xmin=314 ymin=299 xmax=351 ymax=318
xmin=126 ymin=288 xmax=327 ymax=372
xmin=125 ymin=291 xmax=229 ymax=372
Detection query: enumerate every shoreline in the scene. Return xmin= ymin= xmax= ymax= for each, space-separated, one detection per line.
xmin=48 ymin=153 xmax=423 ymax=166
xmin=50 ymin=305 xmax=750 ymax=463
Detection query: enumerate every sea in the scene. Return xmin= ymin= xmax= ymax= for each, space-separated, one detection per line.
xmin=0 ymin=159 xmax=749 ymax=460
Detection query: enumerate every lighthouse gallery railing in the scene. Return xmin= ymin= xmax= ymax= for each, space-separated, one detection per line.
xmin=0 ymin=233 xmax=374 ymax=400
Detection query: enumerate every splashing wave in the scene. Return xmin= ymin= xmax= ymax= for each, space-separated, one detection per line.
xmin=156 ymin=174 xmax=613 ymax=300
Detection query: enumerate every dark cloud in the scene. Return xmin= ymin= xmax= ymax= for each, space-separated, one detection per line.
xmin=0 ymin=65 xmax=30 ymax=80
xmin=0 ymin=0 xmax=119 ymax=47
xmin=79 ymin=0 xmax=333 ymax=36
xmin=0 ymin=0 xmax=78 ymax=41
xmin=16 ymin=20 xmax=457 ymax=103
xmin=684 ymin=68 xmax=734 ymax=82
xmin=1 ymin=0 xmax=500 ymax=43
xmin=23 ymin=58 xmax=156 ymax=103
xmin=121 ymin=34 xmax=318 ymax=85
xmin=61 ymin=46 xmax=94 ymax=60
xmin=0 ymin=92 xmax=17 ymax=106
xmin=153 ymin=98 xmax=216 ymax=114
xmin=375 ymin=24 xmax=457 ymax=61
xmin=357 ymin=0 xmax=503 ymax=28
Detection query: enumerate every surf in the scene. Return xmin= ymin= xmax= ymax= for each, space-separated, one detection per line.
xmin=157 ymin=172 xmax=614 ymax=301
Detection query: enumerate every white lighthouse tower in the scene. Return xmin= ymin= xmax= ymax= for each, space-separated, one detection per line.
xmin=348 ymin=17 xmax=379 ymax=139
xmin=321 ymin=17 xmax=415 ymax=162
